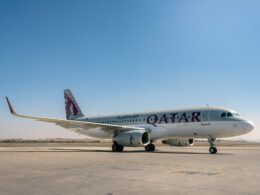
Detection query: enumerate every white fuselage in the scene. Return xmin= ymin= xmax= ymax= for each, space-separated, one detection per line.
xmin=75 ymin=107 xmax=254 ymax=141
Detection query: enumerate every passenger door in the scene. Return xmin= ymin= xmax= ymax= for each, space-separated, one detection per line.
xmin=201 ymin=108 xmax=211 ymax=126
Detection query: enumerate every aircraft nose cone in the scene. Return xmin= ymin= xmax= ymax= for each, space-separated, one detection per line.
xmin=244 ymin=120 xmax=254 ymax=132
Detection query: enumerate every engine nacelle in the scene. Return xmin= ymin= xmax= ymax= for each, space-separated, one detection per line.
xmin=113 ymin=130 xmax=150 ymax=147
xmin=162 ymin=138 xmax=194 ymax=147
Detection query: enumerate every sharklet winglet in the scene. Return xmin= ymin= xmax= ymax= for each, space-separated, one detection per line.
xmin=6 ymin=97 xmax=16 ymax=115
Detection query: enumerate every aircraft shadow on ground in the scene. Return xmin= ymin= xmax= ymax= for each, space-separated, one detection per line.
xmin=0 ymin=148 xmax=232 ymax=155
xmin=52 ymin=148 xmax=232 ymax=155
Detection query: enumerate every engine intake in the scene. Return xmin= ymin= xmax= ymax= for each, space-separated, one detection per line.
xmin=113 ymin=130 xmax=150 ymax=147
xmin=162 ymin=138 xmax=194 ymax=147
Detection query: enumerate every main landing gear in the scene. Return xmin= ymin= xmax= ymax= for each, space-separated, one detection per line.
xmin=208 ymin=136 xmax=217 ymax=154
xmin=112 ymin=143 xmax=124 ymax=152
xmin=112 ymin=143 xmax=155 ymax=152
xmin=145 ymin=143 xmax=155 ymax=152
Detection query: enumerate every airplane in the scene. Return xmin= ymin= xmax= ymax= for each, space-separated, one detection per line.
xmin=6 ymin=89 xmax=254 ymax=154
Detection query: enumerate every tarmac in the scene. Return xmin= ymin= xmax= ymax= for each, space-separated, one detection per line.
xmin=0 ymin=145 xmax=260 ymax=195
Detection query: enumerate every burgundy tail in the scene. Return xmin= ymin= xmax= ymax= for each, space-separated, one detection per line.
xmin=64 ymin=89 xmax=84 ymax=120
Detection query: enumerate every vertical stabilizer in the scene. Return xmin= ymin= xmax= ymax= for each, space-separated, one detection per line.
xmin=64 ymin=89 xmax=84 ymax=120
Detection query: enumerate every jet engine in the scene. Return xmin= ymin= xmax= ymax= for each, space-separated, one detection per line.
xmin=113 ymin=130 xmax=150 ymax=147
xmin=162 ymin=138 xmax=194 ymax=147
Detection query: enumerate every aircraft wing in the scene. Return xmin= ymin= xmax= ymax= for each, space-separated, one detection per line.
xmin=5 ymin=97 xmax=145 ymax=133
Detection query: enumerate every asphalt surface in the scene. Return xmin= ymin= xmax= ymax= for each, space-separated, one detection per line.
xmin=0 ymin=146 xmax=259 ymax=195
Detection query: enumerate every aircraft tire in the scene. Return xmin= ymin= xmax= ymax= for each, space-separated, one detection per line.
xmin=145 ymin=143 xmax=155 ymax=152
xmin=112 ymin=143 xmax=124 ymax=152
xmin=118 ymin=145 xmax=124 ymax=152
xmin=209 ymin=147 xmax=217 ymax=154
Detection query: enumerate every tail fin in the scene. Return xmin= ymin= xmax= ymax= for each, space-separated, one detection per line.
xmin=64 ymin=89 xmax=84 ymax=120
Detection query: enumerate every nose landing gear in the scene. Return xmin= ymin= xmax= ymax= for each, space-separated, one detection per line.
xmin=208 ymin=136 xmax=217 ymax=154
xmin=209 ymin=146 xmax=217 ymax=154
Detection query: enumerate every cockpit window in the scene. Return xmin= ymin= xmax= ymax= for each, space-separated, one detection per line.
xmin=221 ymin=113 xmax=226 ymax=118
xmin=221 ymin=112 xmax=238 ymax=118
xmin=227 ymin=112 xmax=233 ymax=117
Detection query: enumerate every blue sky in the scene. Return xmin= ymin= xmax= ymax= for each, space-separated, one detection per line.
xmin=0 ymin=0 xmax=259 ymax=139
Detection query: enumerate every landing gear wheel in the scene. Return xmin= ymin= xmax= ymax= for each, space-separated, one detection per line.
xmin=209 ymin=147 xmax=217 ymax=154
xmin=208 ymin=136 xmax=217 ymax=154
xmin=145 ymin=143 xmax=155 ymax=152
xmin=112 ymin=143 xmax=124 ymax=152
xmin=118 ymin=145 xmax=124 ymax=152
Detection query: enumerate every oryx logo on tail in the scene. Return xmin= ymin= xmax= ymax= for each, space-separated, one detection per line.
xmin=65 ymin=93 xmax=78 ymax=118
xmin=64 ymin=89 xmax=84 ymax=120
